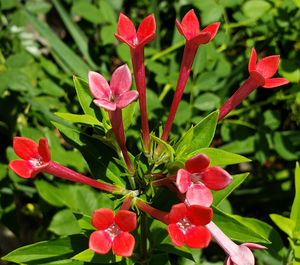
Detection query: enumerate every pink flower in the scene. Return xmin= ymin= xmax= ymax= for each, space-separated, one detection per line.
xmin=89 ymin=208 xmax=137 ymax=257
xmin=175 ymin=9 xmax=220 ymax=45
xmin=176 ymin=153 xmax=233 ymax=207
xmin=114 ymin=13 xmax=156 ymax=49
xmin=8 ymin=137 xmax=50 ymax=179
xmin=88 ymin=64 xmax=139 ymax=111
xmin=248 ymin=47 xmax=289 ymax=88
xmin=167 ymin=203 xmax=212 ymax=248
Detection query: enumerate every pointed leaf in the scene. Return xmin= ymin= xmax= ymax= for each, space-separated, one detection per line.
xmin=174 ymin=126 xmax=194 ymax=158
xmin=270 ymin=214 xmax=295 ymax=238
xmin=291 ymin=162 xmax=300 ymax=232
xmin=55 ymin=113 xmax=103 ymax=128
xmin=72 ymin=248 xmax=122 ymax=263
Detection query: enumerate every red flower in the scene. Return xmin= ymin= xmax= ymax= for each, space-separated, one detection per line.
xmin=167 ymin=203 xmax=212 ymax=248
xmin=176 ymin=153 xmax=232 ymax=207
xmin=248 ymin=47 xmax=289 ymax=88
xmin=89 ymin=208 xmax=137 ymax=257
xmin=89 ymin=64 xmax=138 ymax=111
xmin=175 ymin=9 xmax=220 ymax=46
xmin=114 ymin=13 xmax=156 ymax=49
xmin=8 ymin=137 xmax=50 ymax=179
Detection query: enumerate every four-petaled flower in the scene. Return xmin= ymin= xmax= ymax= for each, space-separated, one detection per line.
xmin=9 ymin=137 xmax=50 ymax=179
xmin=167 ymin=203 xmax=212 ymax=248
xmin=89 ymin=64 xmax=139 ymax=111
xmin=89 ymin=208 xmax=137 ymax=257
xmin=248 ymin=47 xmax=289 ymax=88
xmin=177 ymin=153 xmax=233 ymax=207
xmin=114 ymin=13 xmax=156 ymax=49
xmin=175 ymin=9 xmax=220 ymax=46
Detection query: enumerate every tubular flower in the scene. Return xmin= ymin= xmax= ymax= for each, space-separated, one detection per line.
xmin=9 ymin=137 xmax=50 ymax=179
xmin=89 ymin=64 xmax=138 ymax=111
xmin=176 ymin=153 xmax=233 ymax=207
xmin=205 ymin=221 xmax=266 ymax=265
xmin=89 ymin=208 xmax=137 ymax=257
xmin=114 ymin=13 xmax=156 ymax=49
xmin=158 ymin=10 xmax=220 ymax=147
xmin=167 ymin=203 xmax=212 ymax=248
xmin=218 ymin=47 xmax=289 ymax=121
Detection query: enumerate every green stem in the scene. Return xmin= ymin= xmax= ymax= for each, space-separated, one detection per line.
xmin=150 ymin=40 xmax=185 ymax=62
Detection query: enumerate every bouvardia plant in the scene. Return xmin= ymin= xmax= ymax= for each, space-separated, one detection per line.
xmin=2 ymin=9 xmax=290 ymax=265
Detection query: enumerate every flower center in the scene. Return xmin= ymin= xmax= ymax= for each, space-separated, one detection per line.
xmin=30 ymin=156 xmax=44 ymax=167
xmin=106 ymin=222 xmax=121 ymax=238
xmin=190 ymin=173 xmax=202 ymax=184
xmin=177 ymin=217 xmax=194 ymax=234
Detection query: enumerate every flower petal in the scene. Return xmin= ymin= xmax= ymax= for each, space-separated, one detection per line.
xmin=9 ymin=160 xmax=35 ymax=179
xmin=88 ymin=71 xmax=111 ymax=100
xmin=93 ymin=99 xmax=116 ymax=111
xmin=186 ymin=184 xmax=213 ymax=207
xmin=92 ymin=208 xmax=114 ymax=230
xmin=137 ymin=14 xmax=156 ymax=45
xmin=189 ymin=32 xmax=211 ymax=45
xmin=110 ymin=64 xmax=132 ymax=96
xmin=230 ymin=245 xmax=255 ymax=265
xmin=185 ymin=153 xmax=210 ymax=174
xmin=167 ymin=223 xmax=184 ymax=248
xmin=200 ymin=166 xmax=233 ymax=191
xmin=38 ymin=138 xmax=51 ymax=162
xmin=201 ymin=22 xmax=220 ymax=42
xmin=116 ymin=13 xmax=137 ymax=45
xmin=263 ymin=77 xmax=289 ymax=88
xmin=180 ymin=9 xmax=200 ymax=40
xmin=13 ymin=137 xmax=39 ymax=160
xmin=116 ymin=90 xmax=139 ymax=109
xmin=242 ymin=243 xmax=267 ymax=250
xmin=248 ymin=47 xmax=257 ymax=73
xmin=186 ymin=205 xmax=213 ymax=226
xmin=89 ymin=230 xmax=112 ymax=255
xmin=168 ymin=203 xmax=187 ymax=224
xmin=115 ymin=210 xmax=137 ymax=232
xmin=176 ymin=169 xmax=191 ymax=194
xmin=184 ymin=226 xmax=211 ymax=248
xmin=255 ymin=55 xmax=280 ymax=79
xmin=250 ymin=70 xmax=266 ymax=86
xmin=112 ymin=232 xmax=135 ymax=257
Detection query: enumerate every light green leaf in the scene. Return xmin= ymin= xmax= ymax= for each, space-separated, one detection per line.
xmin=189 ymin=148 xmax=251 ymax=166
xmin=72 ymin=249 xmax=122 ymax=263
xmin=55 ymin=113 xmax=103 ymax=128
xmin=212 ymin=173 xmax=249 ymax=206
xmin=6 ymin=52 xmax=34 ymax=68
xmin=74 ymin=213 xmax=94 ymax=230
xmin=2 ymin=235 xmax=88 ymax=263
xmin=291 ymin=162 xmax=300 ymax=232
xmin=174 ymin=127 xmax=194 ymax=158
xmin=71 ymin=2 xmax=104 ymax=24
xmin=151 ymin=134 xmax=175 ymax=161
xmin=39 ymin=78 xmax=65 ymax=97
xmin=48 ymin=209 xmax=82 ymax=236
xmin=122 ymin=102 xmax=137 ymax=131
xmin=25 ymin=1 xmax=52 ymax=14
xmin=242 ymin=0 xmax=272 ymax=18
xmin=73 ymin=76 xmax=102 ymax=119
xmin=279 ymin=59 xmax=300 ymax=83
xmin=212 ymin=206 xmax=271 ymax=244
xmin=101 ymin=25 xmax=118 ymax=45
xmin=219 ymin=136 xmax=255 ymax=154
xmin=270 ymin=214 xmax=295 ymax=238
xmin=187 ymin=110 xmax=219 ymax=154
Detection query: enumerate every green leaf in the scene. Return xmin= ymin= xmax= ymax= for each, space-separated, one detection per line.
xmin=291 ymin=162 xmax=300 ymax=232
xmin=25 ymin=1 xmax=52 ymax=14
xmin=48 ymin=209 xmax=82 ymax=236
xmin=242 ymin=0 xmax=272 ymax=18
xmin=72 ymin=249 xmax=122 ymax=263
xmin=212 ymin=206 xmax=271 ymax=244
xmin=0 ymin=0 xmax=16 ymax=10
xmin=189 ymin=148 xmax=251 ymax=166
xmin=279 ymin=59 xmax=300 ymax=83
xmin=2 ymin=234 xmax=88 ymax=264
xmin=101 ymin=25 xmax=118 ymax=45
xmin=122 ymin=102 xmax=137 ymax=131
xmin=174 ymin=127 xmax=194 ymax=158
xmin=52 ymin=0 xmax=97 ymax=69
xmin=269 ymin=214 xmax=295 ymax=238
xmin=195 ymin=72 xmax=219 ymax=92
xmin=52 ymin=122 xmax=126 ymax=187
xmin=187 ymin=110 xmax=219 ymax=154
xmin=151 ymin=134 xmax=175 ymax=161
xmin=273 ymin=132 xmax=298 ymax=160
xmin=194 ymin=93 xmax=220 ymax=111
xmin=219 ymin=136 xmax=255 ymax=154
xmin=19 ymin=3 xmax=90 ymax=78
xmin=55 ymin=113 xmax=103 ymax=128
xmin=150 ymin=253 xmax=171 ymax=265
xmin=0 ymin=163 xmax=8 ymax=181
xmin=0 ymin=69 xmax=32 ymax=92
xmin=6 ymin=52 xmax=34 ymax=68
xmin=74 ymin=213 xmax=95 ymax=230
xmin=212 ymin=173 xmax=249 ymax=206
xmin=39 ymin=78 xmax=65 ymax=97
xmin=71 ymin=2 xmax=104 ymax=24
xmin=73 ymin=76 xmax=102 ymax=119
xmin=234 ymin=215 xmax=284 ymax=260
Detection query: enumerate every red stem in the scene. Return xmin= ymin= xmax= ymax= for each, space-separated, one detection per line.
xmin=218 ymin=76 xmax=259 ymax=122
xmin=130 ymin=46 xmax=150 ymax=153
xmin=120 ymin=196 xmax=133 ymax=211
xmin=44 ymin=161 xmax=124 ymax=194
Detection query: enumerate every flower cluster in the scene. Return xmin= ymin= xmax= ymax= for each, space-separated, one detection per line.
xmin=8 ymin=8 xmax=289 ymax=264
